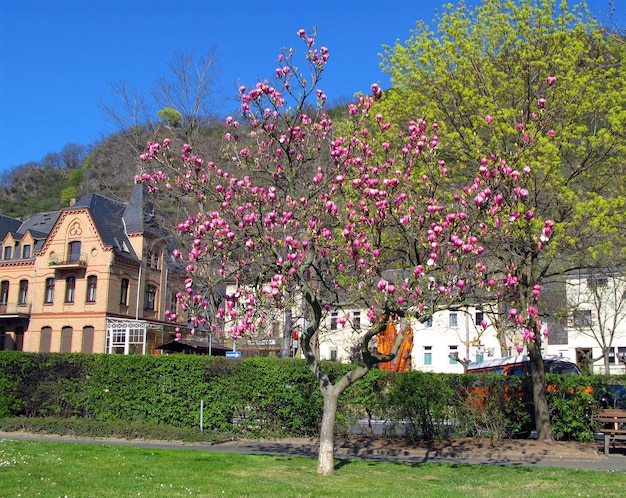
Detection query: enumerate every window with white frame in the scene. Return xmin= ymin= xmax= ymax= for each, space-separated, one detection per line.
xmin=449 ymin=312 xmax=458 ymax=327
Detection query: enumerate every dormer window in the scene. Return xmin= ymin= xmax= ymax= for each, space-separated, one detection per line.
xmin=22 ymin=244 xmax=31 ymax=259
xmin=3 ymin=246 xmax=12 ymax=260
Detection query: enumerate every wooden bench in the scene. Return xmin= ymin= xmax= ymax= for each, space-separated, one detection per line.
xmin=598 ymin=409 xmax=626 ymax=455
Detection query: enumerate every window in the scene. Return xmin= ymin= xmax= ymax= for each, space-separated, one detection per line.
xmin=608 ymin=347 xmax=616 ymax=364
xmin=86 ymin=276 xmax=97 ymax=302
xmin=120 ymin=278 xmax=129 ymax=305
xmin=22 ymin=244 xmax=31 ymax=259
xmin=424 ymin=346 xmax=432 ymax=366
xmin=3 ymin=246 xmax=11 ymax=260
xmin=60 ymin=326 xmax=73 ymax=352
xmin=475 ymin=311 xmax=484 ymax=326
xmin=82 ymin=326 xmax=94 ymax=353
xmin=330 ymin=349 xmax=338 ymax=361
xmin=424 ymin=316 xmax=433 ymax=328
xmin=65 ymin=276 xmax=76 ymax=303
xmin=0 ymin=281 xmax=8 ymax=304
xmin=169 ymin=291 xmax=178 ymax=314
xmin=68 ymin=241 xmax=81 ymax=263
xmin=587 ymin=276 xmax=608 ymax=288
xmin=353 ymin=311 xmax=361 ymax=330
xmin=18 ymin=280 xmax=28 ymax=305
xmin=44 ymin=278 xmax=55 ymax=304
xmin=573 ymin=309 xmax=592 ymax=327
xmin=272 ymin=321 xmax=280 ymax=336
xmin=144 ymin=284 xmax=156 ymax=310
xmin=449 ymin=312 xmax=458 ymax=327
xmin=449 ymin=345 xmax=459 ymax=364
xmin=106 ymin=324 xmax=146 ymax=354
xmin=330 ymin=311 xmax=338 ymax=330
xmin=40 ymin=327 xmax=52 ymax=353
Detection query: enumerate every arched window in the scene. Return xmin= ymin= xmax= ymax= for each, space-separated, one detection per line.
xmin=120 ymin=278 xmax=129 ymax=305
xmin=65 ymin=276 xmax=76 ymax=303
xmin=86 ymin=276 xmax=97 ymax=302
xmin=61 ymin=326 xmax=73 ymax=352
xmin=40 ymin=326 xmax=52 ymax=353
xmin=144 ymin=284 xmax=156 ymax=310
xmin=44 ymin=278 xmax=55 ymax=304
xmin=68 ymin=241 xmax=81 ymax=263
xmin=82 ymin=326 xmax=94 ymax=353
xmin=0 ymin=281 xmax=8 ymax=304
xmin=18 ymin=280 xmax=28 ymax=305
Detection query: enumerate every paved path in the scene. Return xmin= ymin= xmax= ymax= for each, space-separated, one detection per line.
xmin=2 ymin=431 xmax=625 ymax=471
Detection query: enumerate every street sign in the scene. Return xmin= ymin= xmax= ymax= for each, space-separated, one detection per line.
xmin=225 ymin=351 xmax=241 ymax=359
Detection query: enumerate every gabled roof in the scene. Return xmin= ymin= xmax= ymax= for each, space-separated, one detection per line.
xmin=0 ymin=214 xmax=23 ymax=241
xmin=0 ymin=212 xmax=59 ymax=252
xmin=70 ymin=192 xmax=139 ymax=259
xmin=17 ymin=212 xmax=61 ymax=251
xmin=1 ymin=185 xmax=172 ymax=263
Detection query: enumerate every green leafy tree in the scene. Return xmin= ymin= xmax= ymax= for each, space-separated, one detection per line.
xmin=380 ymin=0 xmax=626 ymax=440
xmin=157 ymin=107 xmax=182 ymax=128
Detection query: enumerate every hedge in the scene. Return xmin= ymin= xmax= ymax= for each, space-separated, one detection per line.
xmin=0 ymin=351 xmax=623 ymax=441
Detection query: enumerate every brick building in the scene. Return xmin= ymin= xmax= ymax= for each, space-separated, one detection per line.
xmin=0 ymin=185 xmax=184 ymax=353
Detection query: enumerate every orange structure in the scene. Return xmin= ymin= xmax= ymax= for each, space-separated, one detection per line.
xmin=377 ymin=322 xmax=413 ymax=372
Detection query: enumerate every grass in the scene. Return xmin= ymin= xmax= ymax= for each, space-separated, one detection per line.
xmin=1 ymin=439 xmax=624 ymax=497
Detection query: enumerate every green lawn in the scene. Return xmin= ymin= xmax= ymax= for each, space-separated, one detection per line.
xmin=0 ymin=439 xmax=624 ymax=497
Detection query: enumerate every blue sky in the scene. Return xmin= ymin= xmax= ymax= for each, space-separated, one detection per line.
xmin=0 ymin=0 xmax=621 ymax=173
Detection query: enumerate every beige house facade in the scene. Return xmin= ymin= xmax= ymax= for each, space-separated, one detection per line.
xmin=0 ymin=186 xmax=183 ymax=354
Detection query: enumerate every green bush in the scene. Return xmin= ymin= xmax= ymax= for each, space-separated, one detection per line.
xmin=0 ymin=352 xmax=622 ymax=442
xmin=451 ymin=374 xmax=531 ymax=439
xmin=385 ymin=371 xmax=455 ymax=441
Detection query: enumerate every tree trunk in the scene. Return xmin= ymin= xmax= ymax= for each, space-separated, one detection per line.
xmin=317 ymin=386 xmax=339 ymax=475
xmin=527 ymin=340 xmax=553 ymax=441
xmin=280 ymin=306 xmax=293 ymax=358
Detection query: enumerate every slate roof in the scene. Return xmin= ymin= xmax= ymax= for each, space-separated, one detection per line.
xmin=70 ymin=192 xmax=139 ymax=260
xmin=0 ymin=214 xmax=23 ymax=241
xmin=1 ymin=185 xmax=168 ymax=262
xmin=0 ymin=212 xmax=60 ymax=252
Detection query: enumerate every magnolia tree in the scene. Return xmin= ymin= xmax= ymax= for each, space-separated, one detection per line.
xmin=137 ymin=30 xmax=553 ymax=474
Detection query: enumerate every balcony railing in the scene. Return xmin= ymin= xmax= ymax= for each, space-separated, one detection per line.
xmin=0 ymin=302 xmax=32 ymax=315
xmin=48 ymin=253 xmax=88 ymax=268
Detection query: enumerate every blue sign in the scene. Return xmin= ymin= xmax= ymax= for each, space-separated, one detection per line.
xmin=226 ymin=351 xmax=241 ymax=359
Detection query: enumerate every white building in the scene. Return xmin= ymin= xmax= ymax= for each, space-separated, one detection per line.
xmin=410 ymin=306 xmax=501 ymax=373
xmin=220 ymin=271 xmax=626 ymax=375
xmin=545 ymin=271 xmax=626 ymax=374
